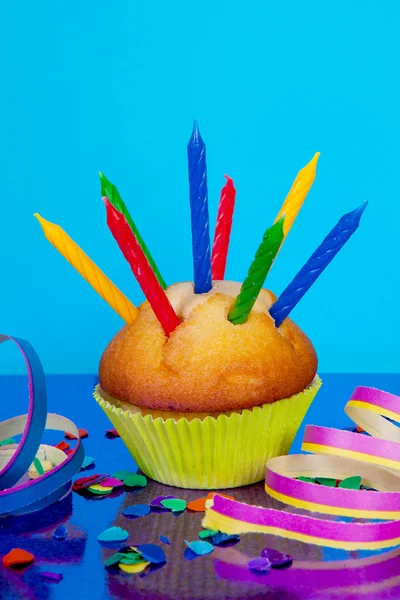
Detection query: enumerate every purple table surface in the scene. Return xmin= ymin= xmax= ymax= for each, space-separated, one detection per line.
xmin=1 ymin=373 xmax=400 ymax=600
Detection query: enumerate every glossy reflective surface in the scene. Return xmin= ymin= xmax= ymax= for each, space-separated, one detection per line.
xmin=1 ymin=374 xmax=400 ymax=600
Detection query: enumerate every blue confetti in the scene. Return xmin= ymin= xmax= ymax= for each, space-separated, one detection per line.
xmin=248 ymin=556 xmax=271 ymax=573
xmin=137 ymin=544 xmax=167 ymax=564
xmin=184 ymin=540 xmax=214 ymax=556
xmin=80 ymin=456 xmax=95 ymax=470
xmin=184 ymin=548 xmax=198 ymax=561
xmin=211 ymin=532 xmax=240 ymax=546
xmin=97 ymin=526 xmax=129 ymax=544
xmin=53 ymin=524 xmax=67 ymax=540
xmin=159 ymin=535 xmax=171 ymax=545
xmin=122 ymin=504 xmax=151 ymax=518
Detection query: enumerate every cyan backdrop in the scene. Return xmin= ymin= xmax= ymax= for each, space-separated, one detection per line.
xmin=2 ymin=1 xmax=399 ymax=374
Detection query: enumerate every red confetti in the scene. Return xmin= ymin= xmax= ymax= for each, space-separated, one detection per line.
xmin=65 ymin=449 xmax=73 ymax=456
xmin=65 ymin=428 xmax=88 ymax=440
xmin=105 ymin=428 xmax=120 ymax=438
xmin=55 ymin=440 xmax=70 ymax=452
xmin=73 ymin=474 xmax=105 ymax=491
xmin=2 ymin=548 xmax=34 ymax=568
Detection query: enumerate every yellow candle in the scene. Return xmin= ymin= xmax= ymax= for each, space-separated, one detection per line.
xmin=34 ymin=213 xmax=138 ymax=324
xmin=274 ymin=152 xmax=320 ymax=238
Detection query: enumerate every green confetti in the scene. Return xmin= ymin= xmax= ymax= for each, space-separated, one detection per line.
xmin=297 ymin=476 xmax=314 ymax=483
xmin=339 ymin=476 xmax=361 ymax=490
xmin=315 ymin=477 xmax=337 ymax=487
xmin=124 ymin=474 xmax=148 ymax=488
xmin=33 ymin=457 xmax=45 ymax=476
xmin=0 ymin=438 xmax=16 ymax=446
xmin=112 ymin=470 xmax=137 ymax=483
xmin=88 ymin=486 xmax=113 ymax=495
xmin=119 ymin=554 xmax=145 ymax=565
xmin=104 ymin=553 xmax=125 ymax=567
xmin=160 ymin=498 xmax=187 ymax=512
xmin=198 ymin=529 xmax=219 ymax=540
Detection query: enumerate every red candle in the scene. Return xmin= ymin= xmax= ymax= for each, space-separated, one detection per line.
xmin=211 ymin=176 xmax=236 ymax=280
xmin=103 ymin=197 xmax=180 ymax=336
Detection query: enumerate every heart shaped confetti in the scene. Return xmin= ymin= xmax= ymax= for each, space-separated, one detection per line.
xmin=122 ymin=504 xmax=151 ymax=518
xmin=261 ymin=548 xmax=293 ymax=568
xmin=248 ymin=556 xmax=271 ymax=573
xmin=137 ymin=544 xmax=167 ymax=564
xmin=160 ymin=498 xmax=186 ymax=512
xmin=2 ymin=549 xmax=35 ymax=568
xmin=184 ymin=540 xmax=214 ymax=556
xmin=98 ymin=527 xmax=129 ymax=544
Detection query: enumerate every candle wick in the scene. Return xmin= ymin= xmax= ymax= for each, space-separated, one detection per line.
xmin=189 ymin=119 xmax=203 ymax=147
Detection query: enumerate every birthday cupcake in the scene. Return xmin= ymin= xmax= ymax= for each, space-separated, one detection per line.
xmin=36 ymin=121 xmax=365 ymax=489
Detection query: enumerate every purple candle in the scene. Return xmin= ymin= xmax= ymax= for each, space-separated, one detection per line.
xmin=187 ymin=120 xmax=212 ymax=294
xmin=270 ymin=202 xmax=367 ymax=327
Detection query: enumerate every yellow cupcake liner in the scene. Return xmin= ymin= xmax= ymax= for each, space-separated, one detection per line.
xmin=94 ymin=376 xmax=321 ymax=489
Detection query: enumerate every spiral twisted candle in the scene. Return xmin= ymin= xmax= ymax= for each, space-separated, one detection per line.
xmin=34 ymin=213 xmax=138 ymax=324
xmin=99 ymin=172 xmax=167 ymax=290
xmin=211 ymin=175 xmax=236 ymax=280
xmin=187 ymin=120 xmax=212 ymax=294
xmin=104 ymin=198 xmax=180 ymax=337
xmin=274 ymin=152 xmax=320 ymax=238
xmin=228 ymin=217 xmax=285 ymax=325
xmin=270 ymin=202 xmax=367 ymax=327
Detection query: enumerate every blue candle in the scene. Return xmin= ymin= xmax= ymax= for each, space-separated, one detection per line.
xmin=187 ymin=120 xmax=212 ymax=294
xmin=270 ymin=202 xmax=367 ymax=327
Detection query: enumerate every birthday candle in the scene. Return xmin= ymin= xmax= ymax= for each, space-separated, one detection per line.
xmin=99 ymin=172 xmax=167 ymax=290
xmin=270 ymin=202 xmax=367 ymax=327
xmin=274 ymin=153 xmax=320 ymax=239
xmin=228 ymin=218 xmax=285 ymax=325
xmin=211 ymin=176 xmax=236 ymax=280
xmin=34 ymin=214 xmax=138 ymax=323
xmin=103 ymin=198 xmax=180 ymax=336
xmin=187 ymin=120 xmax=212 ymax=294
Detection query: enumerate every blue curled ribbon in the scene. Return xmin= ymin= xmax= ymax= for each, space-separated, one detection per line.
xmin=0 ymin=334 xmax=84 ymax=516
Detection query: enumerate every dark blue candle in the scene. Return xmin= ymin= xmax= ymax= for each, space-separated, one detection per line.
xmin=187 ymin=120 xmax=212 ymax=294
xmin=270 ymin=202 xmax=367 ymax=327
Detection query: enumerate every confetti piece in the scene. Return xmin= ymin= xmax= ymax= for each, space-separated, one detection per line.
xmin=29 ymin=459 xmax=53 ymax=480
xmin=40 ymin=571 xmax=63 ymax=582
xmin=33 ymin=457 xmax=44 ymax=475
xmin=187 ymin=497 xmax=208 ymax=512
xmin=88 ymin=484 xmax=114 ymax=494
xmin=160 ymin=498 xmax=187 ymax=512
xmin=124 ymin=474 xmax=148 ymax=488
xmin=207 ymin=492 xmax=235 ymax=501
xmin=159 ymin=535 xmax=170 ymax=545
xmin=65 ymin=428 xmax=88 ymax=439
xmin=296 ymin=476 xmax=314 ymax=483
xmin=248 ymin=556 xmax=271 ymax=573
xmin=122 ymin=504 xmax=151 ymax=518
xmin=2 ymin=549 xmax=35 ymax=568
xmin=106 ymin=428 xmax=120 ymax=438
xmin=339 ymin=475 xmax=362 ymax=490
xmin=119 ymin=553 xmax=145 ymax=565
xmin=55 ymin=440 xmax=70 ymax=451
xmin=261 ymin=548 xmax=293 ymax=568
xmin=53 ymin=524 xmax=67 ymax=540
xmin=73 ymin=474 xmax=106 ymax=490
xmin=80 ymin=456 xmax=95 ymax=470
xmin=112 ymin=470 xmax=136 ymax=482
xmin=0 ymin=437 xmax=16 ymax=446
xmin=184 ymin=540 xmax=214 ymax=556
xmin=100 ymin=477 xmax=124 ymax=488
xmin=104 ymin=553 xmax=126 ymax=567
xmin=315 ymin=477 xmax=337 ymax=487
xmin=137 ymin=544 xmax=167 ymax=564
xmin=98 ymin=527 xmax=129 ymax=544
xmin=212 ymin=532 xmax=240 ymax=546
xmin=150 ymin=495 xmax=176 ymax=509
xmin=184 ymin=548 xmax=198 ymax=561
xmin=119 ymin=561 xmax=150 ymax=574
xmin=198 ymin=529 xmax=219 ymax=539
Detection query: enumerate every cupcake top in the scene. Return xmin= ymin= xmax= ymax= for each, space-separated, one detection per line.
xmin=99 ymin=281 xmax=317 ymax=413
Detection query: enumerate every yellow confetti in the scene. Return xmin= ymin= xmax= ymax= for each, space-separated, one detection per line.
xmin=28 ymin=459 xmax=53 ymax=480
xmin=88 ymin=484 xmax=113 ymax=493
xmin=119 ymin=561 xmax=150 ymax=574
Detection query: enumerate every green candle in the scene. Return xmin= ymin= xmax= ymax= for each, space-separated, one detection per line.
xmin=99 ymin=172 xmax=167 ymax=290
xmin=228 ymin=217 xmax=284 ymax=325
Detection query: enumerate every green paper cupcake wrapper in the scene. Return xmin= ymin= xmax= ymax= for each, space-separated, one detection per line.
xmin=94 ymin=376 xmax=321 ymax=489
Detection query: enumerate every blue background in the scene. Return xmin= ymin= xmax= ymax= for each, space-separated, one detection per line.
xmin=2 ymin=1 xmax=399 ymax=375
